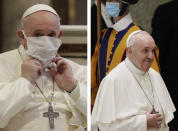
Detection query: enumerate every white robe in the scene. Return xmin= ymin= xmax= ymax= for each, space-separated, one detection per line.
xmin=0 ymin=45 xmax=87 ymax=131
xmin=92 ymin=58 xmax=175 ymax=131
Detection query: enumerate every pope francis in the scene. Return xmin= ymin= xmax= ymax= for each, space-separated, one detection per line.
xmin=91 ymin=31 xmax=175 ymax=131
xmin=0 ymin=4 xmax=87 ymax=131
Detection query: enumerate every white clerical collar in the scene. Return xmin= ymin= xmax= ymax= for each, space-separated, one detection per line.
xmin=18 ymin=44 xmax=30 ymax=61
xmin=112 ymin=13 xmax=133 ymax=32
xmin=125 ymin=57 xmax=146 ymax=75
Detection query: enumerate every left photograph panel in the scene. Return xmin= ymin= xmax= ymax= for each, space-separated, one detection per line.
xmin=0 ymin=0 xmax=87 ymax=131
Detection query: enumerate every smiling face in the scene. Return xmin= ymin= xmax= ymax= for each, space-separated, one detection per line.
xmin=127 ymin=32 xmax=156 ymax=72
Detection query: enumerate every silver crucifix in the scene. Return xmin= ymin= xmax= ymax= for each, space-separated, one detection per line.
xmin=43 ymin=105 xmax=59 ymax=129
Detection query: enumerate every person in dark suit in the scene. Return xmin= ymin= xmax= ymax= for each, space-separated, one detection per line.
xmin=151 ymin=1 xmax=178 ymax=130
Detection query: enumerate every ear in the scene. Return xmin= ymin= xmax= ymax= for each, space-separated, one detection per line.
xmin=57 ymin=31 xmax=62 ymax=38
xmin=126 ymin=47 xmax=132 ymax=56
xmin=17 ymin=30 xmax=27 ymax=49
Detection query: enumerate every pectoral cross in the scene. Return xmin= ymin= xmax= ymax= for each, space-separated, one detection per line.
xmin=43 ymin=105 xmax=59 ymax=129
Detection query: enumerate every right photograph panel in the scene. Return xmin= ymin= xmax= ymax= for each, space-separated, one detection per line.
xmin=91 ymin=0 xmax=177 ymax=131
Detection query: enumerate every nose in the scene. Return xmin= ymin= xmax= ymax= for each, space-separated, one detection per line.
xmin=148 ymin=51 xmax=154 ymax=59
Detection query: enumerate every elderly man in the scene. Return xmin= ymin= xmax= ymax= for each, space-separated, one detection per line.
xmin=91 ymin=0 xmax=160 ymax=108
xmin=0 ymin=4 xmax=87 ymax=131
xmin=92 ymin=31 xmax=175 ymax=131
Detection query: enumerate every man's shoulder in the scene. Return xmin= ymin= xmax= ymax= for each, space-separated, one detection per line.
xmin=0 ymin=48 xmax=20 ymax=76
xmin=149 ymin=68 xmax=162 ymax=79
xmin=105 ymin=61 xmax=129 ymax=81
xmin=0 ymin=49 xmax=19 ymax=60
xmin=64 ymin=58 xmax=86 ymax=72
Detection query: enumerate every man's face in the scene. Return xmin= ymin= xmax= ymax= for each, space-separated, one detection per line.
xmin=19 ymin=11 xmax=60 ymax=48
xmin=128 ymin=34 xmax=156 ymax=72
xmin=23 ymin=11 xmax=60 ymax=38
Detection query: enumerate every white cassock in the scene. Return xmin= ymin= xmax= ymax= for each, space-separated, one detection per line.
xmin=0 ymin=45 xmax=87 ymax=131
xmin=91 ymin=58 xmax=175 ymax=131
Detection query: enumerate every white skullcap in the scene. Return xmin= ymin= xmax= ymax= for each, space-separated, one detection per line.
xmin=126 ymin=30 xmax=142 ymax=47
xmin=22 ymin=4 xmax=59 ymax=19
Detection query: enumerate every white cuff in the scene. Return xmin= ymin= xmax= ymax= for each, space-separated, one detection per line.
xmin=69 ymin=82 xmax=80 ymax=103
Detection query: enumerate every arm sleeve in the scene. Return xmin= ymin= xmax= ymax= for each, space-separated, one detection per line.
xmin=0 ymin=77 xmax=33 ymax=128
xmin=98 ymin=114 xmax=147 ymax=131
xmin=69 ymin=82 xmax=87 ymax=117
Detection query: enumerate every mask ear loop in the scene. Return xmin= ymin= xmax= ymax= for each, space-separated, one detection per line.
xmin=22 ymin=30 xmax=27 ymax=38
xmin=58 ymin=31 xmax=62 ymax=38
xmin=22 ymin=30 xmax=27 ymax=48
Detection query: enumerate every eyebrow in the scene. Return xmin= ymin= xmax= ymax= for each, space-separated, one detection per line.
xmin=33 ymin=30 xmax=56 ymax=35
xmin=142 ymin=46 xmax=156 ymax=50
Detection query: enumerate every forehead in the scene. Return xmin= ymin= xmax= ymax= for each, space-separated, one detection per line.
xmin=134 ymin=34 xmax=155 ymax=49
xmin=24 ymin=11 xmax=59 ymax=32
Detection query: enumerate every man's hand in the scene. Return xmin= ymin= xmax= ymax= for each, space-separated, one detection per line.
xmin=49 ymin=56 xmax=77 ymax=92
xmin=21 ymin=58 xmax=43 ymax=84
xmin=146 ymin=109 xmax=163 ymax=128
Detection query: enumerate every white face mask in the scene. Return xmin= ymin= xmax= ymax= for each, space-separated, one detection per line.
xmin=22 ymin=30 xmax=62 ymax=67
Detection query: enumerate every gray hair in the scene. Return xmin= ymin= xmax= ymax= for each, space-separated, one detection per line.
xmin=21 ymin=13 xmax=61 ymax=29
xmin=126 ymin=30 xmax=150 ymax=48
xmin=20 ymin=4 xmax=61 ymax=29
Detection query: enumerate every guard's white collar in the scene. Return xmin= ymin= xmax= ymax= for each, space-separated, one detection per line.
xmin=112 ymin=13 xmax=133 ymax=32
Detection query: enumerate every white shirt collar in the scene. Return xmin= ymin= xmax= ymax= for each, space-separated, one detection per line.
xmin=112 ymin=13 xmax=133 ymax=32
xmin=125 ymin=57 xmax=146 ymax=76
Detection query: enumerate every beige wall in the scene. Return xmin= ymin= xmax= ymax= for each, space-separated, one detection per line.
xmin=130 ymin=0 xmax=171 ymax=33
xmin=2 ymin=0 xmax=51 ymax=52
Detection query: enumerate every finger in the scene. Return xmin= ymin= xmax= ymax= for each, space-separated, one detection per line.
xmin=154 ymin=122 xmax=160 ymax=128
xmin=53 ymin=56 xmax=63 ymax=62
xmin=157 ymin=116 xmax=163 ymax=122
xmin=49 ymin=68 xmax=57 ymax=77
xmin=147 ymin=109 xmax=153 ymax=114
xmin=56 ymin=54 xmax=60 ymax=57
xmin=27 ymin=56 xmax=34 ymax=61
xmin=34 ymin=59 xmax=43 ymax=66
xmin=34 ymin=61 xmax=41 ymax=66
xmin=56 ymin=59 xmax=66 ymax=67
xmin=37 ymin=66 xmax=43 ymax=76
xmin=154 ymin=113 xmax=161 ymax=117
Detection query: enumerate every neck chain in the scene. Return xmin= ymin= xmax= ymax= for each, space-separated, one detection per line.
xmin=125 ymin=61 xmax=156 ymax=111
xmin=18 ymin=47 xmax=59 ymax=129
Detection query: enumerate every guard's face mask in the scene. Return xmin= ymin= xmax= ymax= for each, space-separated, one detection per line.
xmin=106 ymin=2 xmax=120 ymax=18
xmin=22 ymin=30 xmax=62 ymax=68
